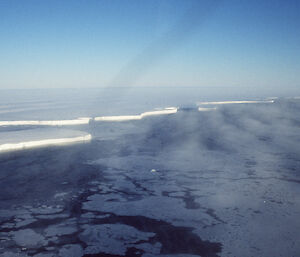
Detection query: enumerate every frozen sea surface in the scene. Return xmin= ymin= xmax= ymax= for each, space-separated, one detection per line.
xmin=0 ymin=88 xmax=299 ymax=257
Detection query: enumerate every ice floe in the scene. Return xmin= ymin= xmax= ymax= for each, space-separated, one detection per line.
xmin=58 ymin=244 xmax=83 ymax=257
xmin=79 ymin=223 xmax=156 ymax=255
xmin=0 ymin=107 xmax=177 ymax=126
xmin=198 ymin=100 xmax=274 ymax=105
xmin=0 ymin=100 xmax=276 ymax=128
xmin=198 ymin=107 xmax=217 ymax=111
xmin=11 ymin=229 xmax=47 ymax=248
xmin=94 ymin=107 xmax=177 ymax=122
xmin=0 ymin=117 xmax=91 ymax=126
xmin=0 ymin=128 xmax=91 ymax=153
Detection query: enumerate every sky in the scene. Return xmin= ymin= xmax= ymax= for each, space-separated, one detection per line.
xmin=0 ymin=0 xmax=299 ymax=93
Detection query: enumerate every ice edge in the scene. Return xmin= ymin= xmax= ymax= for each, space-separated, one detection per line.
xmin=0 ymin=134 xmax=92 ymax=153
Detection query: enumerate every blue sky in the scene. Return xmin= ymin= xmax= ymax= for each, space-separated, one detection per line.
xmin=0 ymin=0 xmax=299 ymax=92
